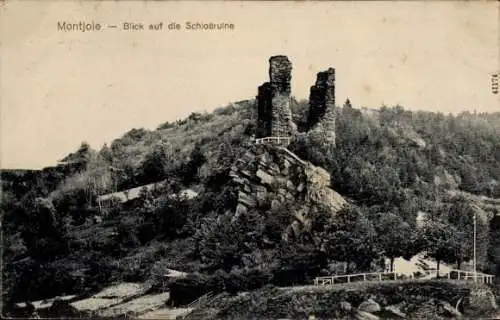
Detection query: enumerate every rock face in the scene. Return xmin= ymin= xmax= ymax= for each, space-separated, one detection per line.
xmin=229 ymin=144 xmax=346 ymax=237
xmin=256 ymin=56 xmax=296 ymax=139
xmin=307 ymin=68 xmax=336 ymax=147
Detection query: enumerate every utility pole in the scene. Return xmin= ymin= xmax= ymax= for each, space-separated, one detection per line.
xmin=473 ymin=211 xmax=477 ymax=283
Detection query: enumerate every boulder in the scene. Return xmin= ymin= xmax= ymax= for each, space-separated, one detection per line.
xmin=384 ymin=305 xmax=406 ymax=318
xmin=358 ymin=299 xmax=381 ymax=313
xmin=340 ymin=301 xmax=352 ymax=312
xmin=440 ymin=300 xmax=462 ymax=318
xmin=355 ymin=310 xmax=380 ymax=320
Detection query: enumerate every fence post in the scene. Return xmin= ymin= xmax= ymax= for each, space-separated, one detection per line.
xmin=378 ymin=274 xmax=382 ymax=281
xmin=363 ymin=274 xmax=366 ymax=282
xmin=394 ymin=272 xmax=397 ymax=280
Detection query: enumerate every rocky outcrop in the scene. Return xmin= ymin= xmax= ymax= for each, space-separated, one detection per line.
xmin=229 ymin=144 xmax=346 ymax=237
xmin=307 ymin=68 xmax=336 ymax=147
xmin=256 ymin=56 xmax=296 ymax=139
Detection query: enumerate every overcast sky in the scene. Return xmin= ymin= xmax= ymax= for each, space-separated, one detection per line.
xmin=1 ymin=1 xmax=499 ymax=169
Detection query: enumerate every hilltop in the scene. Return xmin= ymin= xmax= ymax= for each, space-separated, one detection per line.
xmin=2 ymin=56 xmax=500 ymax=318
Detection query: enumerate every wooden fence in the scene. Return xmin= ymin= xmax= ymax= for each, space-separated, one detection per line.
xmin=446 ymin=269 xmax=495 ymax=284
xmin=314 ymin=272 xmax=397 ymax=286
xmin=314 ymin=270 xmax=495 ymax=286
xmin=255 ymin=136 xmax=291 ymax=145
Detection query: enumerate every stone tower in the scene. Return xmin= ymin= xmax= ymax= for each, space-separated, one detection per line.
xmin=256 ymin=56 xmax=296 ymax=139
xmin=307 ymin=68 xmax=336 ymax=146
xmin=308 ymin=67 xmax=335 ymax=128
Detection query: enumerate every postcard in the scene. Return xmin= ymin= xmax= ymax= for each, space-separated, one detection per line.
xmin=1 ymin=1 xmax=499 ymax=319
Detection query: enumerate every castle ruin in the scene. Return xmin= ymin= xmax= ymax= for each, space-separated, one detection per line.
xmin=256 ymin=56 xmax=296 ymax=140
xmin=256 ymin=56 xmax=336 ymax=147
xmin=308 ymin=68 xmax=335 ymax=128
xmin=307 ymin=68 xmax=336 ymax=146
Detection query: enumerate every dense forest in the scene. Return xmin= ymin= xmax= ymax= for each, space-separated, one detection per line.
xmin=2 ymin=99 xmax=500 ymax=307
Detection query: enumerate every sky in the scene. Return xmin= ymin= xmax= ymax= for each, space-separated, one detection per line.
xmin=1 ymin=1 xmax=499 ymax=169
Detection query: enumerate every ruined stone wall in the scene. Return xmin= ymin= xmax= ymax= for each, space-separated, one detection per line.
xmin=307 ymin=68 xmax=336 ymax=146
xmin=256 ymin=56 xmax=296 ymax=138
xmin=308 ymin=68 xmax=335 ymax=128
xmin=256 ymin=83 xmax=273 ymax=138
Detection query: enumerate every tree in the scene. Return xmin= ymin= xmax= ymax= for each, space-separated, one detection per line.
xmin=418 ymin=220 xmax=460 ymax=277
xmin=196 ymin=214 xmax=246 ymax=272
xmin=196 ymin=210 xmax=266 ymax=272
xmin=274 ymin=242 xmax=327 ymax=285
xmin=180 ymin=144 xmax=206 ymax=185
xmin=374 ymin=213 xmax=413 ymax=272
xmin=85 ymin=153 xmax=113 ymax=205
xmin=139 ymin=189 xmax=191 ymax=241
xmin=141 ymin=144 xmax=168 ymax=183
xmin=443 ymin=201 xmax=474 ymax=269
xmin=323 ymin=205 xmax=379 ymax=272
xmin=99 ymin=143 xmax=113 ymax=164
xmin=343 ymin=98 xmax=353 ymax=109
xmin=488 ymin=215 xmax=500 ymax=276
xmin=60 ymin=141 xmax=94 ymax=169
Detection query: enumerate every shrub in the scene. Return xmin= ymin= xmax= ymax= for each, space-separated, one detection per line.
xmin=168 ymin=273 xmax=222 ymax=306
xmin=225 ymin=268 xmax=273 ymax=294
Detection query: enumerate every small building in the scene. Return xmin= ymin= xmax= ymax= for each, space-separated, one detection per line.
xmin=96 ymin=181 xmax=198 ymax=214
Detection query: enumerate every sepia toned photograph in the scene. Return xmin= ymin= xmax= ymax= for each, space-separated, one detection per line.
xmin=1 ymin=1 xmax=499 ymax=319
